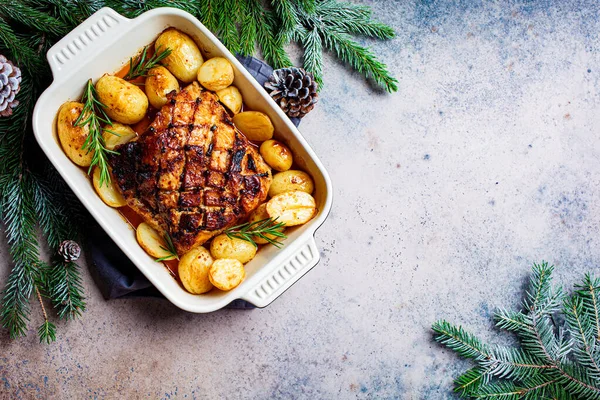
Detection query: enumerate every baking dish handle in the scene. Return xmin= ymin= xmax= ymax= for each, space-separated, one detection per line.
xmin=241 ymin=235 xmax=320 ymax=308
xmin=46 ymin=8 xmax=129 ymax=78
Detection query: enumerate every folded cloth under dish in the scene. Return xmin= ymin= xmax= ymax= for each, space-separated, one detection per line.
xmin=85 ymin=55 xmax=300 ymax=309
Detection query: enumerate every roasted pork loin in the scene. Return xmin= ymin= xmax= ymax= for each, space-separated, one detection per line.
xmin=109 ymin=82 xmax=272 ymax=253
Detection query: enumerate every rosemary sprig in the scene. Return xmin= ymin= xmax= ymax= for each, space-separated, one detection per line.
xmin=124 ymin=45 xmax=172 ymax=80
xmin=225 ymin=218 xmax=287 ymax=248
xmin=74 ymin=79 xmax=117 ymax=187
xmin=156 ymin=233 xmax=179 ymax=262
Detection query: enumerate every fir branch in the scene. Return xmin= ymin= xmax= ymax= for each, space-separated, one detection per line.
xmin=454 ymin=367 xmax=491 ymax=397
xmin=271 ymin=0 xmax=299 ymax=43
xmin=300 ymin=26 xmax=324 ymax=87
xmin=198 ymin=0 xmax=219 ymax=34
xmin=564 ymin=295 xmax=600 ymax=379
xmin=317 ymin=1 xmax=395 ymax=40
xmin=35 ymin=286 xmax=56 ymax=344
xmin=215 ymin=0 xmax=241 ymax=54
xmin=320 ymin=27 xmax=398 ymax=93
xmin=239 ymin=2 xmax=257 ymax=56
xmin=434 ymin=262 xmax=600 ymax=399
xmin=575 ymin=274 xmax=600 ymax=342
xmin=48 ymin=261 xmax=86 ymax=321
xmin=245 ymin=0 xmax=292 ymax=69
xmin=0 ymin=0 xmax=68 ymax=37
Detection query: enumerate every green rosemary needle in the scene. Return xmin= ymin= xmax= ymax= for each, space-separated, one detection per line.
xmin=156 ymin=233 xmax=179 ymax=262
xmin=74 ymin=79 xmax=117 ymax=187
xmin=225 ymin=218 xmax=287 ymax=248
xmin=124 ymin=45 xmax=172 ymax=80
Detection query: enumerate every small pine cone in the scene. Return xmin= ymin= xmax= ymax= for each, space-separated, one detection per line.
xmin=0 ymin=55 xmax=22 ymax=118
xmin=264 ymin=67 xmax=318 ymax=118
xmin=58 ymin=240 xmax=81 ymax=262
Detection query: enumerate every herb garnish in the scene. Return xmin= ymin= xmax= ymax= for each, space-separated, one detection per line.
xmin=155 ymin=233 xmax=179 ymax=262
xmin=124 ymin=45 xmax=172 ymax=80
xmin=225 ymin=218 xmax=287 ymax=248
xmin=74 ymin=79 xmax=117 ymax=187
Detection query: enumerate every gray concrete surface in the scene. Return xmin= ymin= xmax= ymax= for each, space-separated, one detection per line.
xmin=3 ymin=0 xmax=600 ymax=398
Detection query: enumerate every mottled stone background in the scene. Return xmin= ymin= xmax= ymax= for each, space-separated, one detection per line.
xmin=2 ymin=0 xmax=600 ymax=398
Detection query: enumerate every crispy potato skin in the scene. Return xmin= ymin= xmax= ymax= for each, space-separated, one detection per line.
xmin=145 ymin=66 xmax=179 ymax=109
xmin=96 ymin=75 xmax=148 ymax=124
xmin=156 ymin=29 xmax=203 ymax=82
xmin=102 ymin=122 xmax=137 ymax=151
xmin=92 ymin=167 xmax=126 ymax=207
xmin=179 ymin=246 xmax=214 ymax=294
xmin=216 ymin=86 xmax=242 ymax=114
xmin=232 ymin=111 xmax=274 ymax=141
xmin=210 ymin=234 xmax=257 ymax=264
xmin=209 ymin=259 xmax=245 ymax=291
xmin=269 ymin=170 xmax=314 ymax=198
xmin=197 ymin=57 xmax=234 ymax=91
xmin=57 ymin=101 xmax=93 ymax=166
xmin=266 ymin=190 xmax=316 ymax=226
xmin=248 ymin=203 xmax=285 ymax=244
xmin=136 ymin=222 xmax=175 ymax=259
xmin=260 ymin=140 xmax=293 ymax=172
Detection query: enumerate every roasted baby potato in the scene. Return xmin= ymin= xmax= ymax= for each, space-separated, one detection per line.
xmin=266 ymin=190 xmax=316 ymax=226
xmin=102 ymin=122 xmax=137 ymax=151
xmin=268 ymin=170 xmax=314 ymax=198
xmin=210 ymin=234 xmax=257 ymax=264
xmin=144 ymin=65 xmax=179 ymax=109
xmin=57 ymin=101 xmax=93 ymax=166
xmin=96 ymin=75 xmax=148 ymax=124
xmin=232 ymin=111 xmax=274 ymax=141
xmin=216 ymin=86 xmax=242 ymax=114
xmin=209 ymin=259 xmax=245 ymax=291
xmin=197 ymin=57 xmax=234 ymax=91
xmin=260 ymin=140 xmax=293 ymax=172
xmin=155 ymin=29 xmax=203 ymax=82
xmin=248 ymin=203 xmax=285 ymax=245
xmin=178 ymin=246 xmax=214 ymax=294
xmin=136 ymin=222 xmax=175 ymax=260
xmin=92 ymin=167 xmax=126 ymax=207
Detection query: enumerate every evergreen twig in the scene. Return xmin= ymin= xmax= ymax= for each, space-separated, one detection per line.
xmin=433 ymin=262 xmax=600 ymax=399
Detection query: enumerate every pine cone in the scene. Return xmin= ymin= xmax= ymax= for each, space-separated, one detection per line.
xmin=0 ymin=55 xmax=21 ymax=118
xmin=58 ymin=240 xmax=81 ymax=262
xmin=264 ymin=67 xmax=318 ymax=118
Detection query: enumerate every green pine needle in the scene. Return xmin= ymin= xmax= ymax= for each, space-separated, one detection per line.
xmin=434 ymin=262 xmax=600 ymax=399
xmin=38 ymin=320 xmax=56 ymax=344
xmin=48 ymin=261 xmax=86 ymax=321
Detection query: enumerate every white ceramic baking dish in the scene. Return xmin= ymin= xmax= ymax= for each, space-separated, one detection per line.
xmin=32 ymin=7 xmax=332 ymax=312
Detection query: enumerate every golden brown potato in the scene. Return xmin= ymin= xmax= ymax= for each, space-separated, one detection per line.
xmin=209 ymin=259 xmax=245 ymax=291
xmin=260 ymin=140 xmax=293 ymax=172
xmin=216 ymin=86 xmax=242 ymax=114
xmin=144 ymin=66 xmax=179 ymax=109
xmin=197 ymin=57 xmax=234 ymax=91
xmin=102 ymin=122 xmax=137 ymax=151
xmin=96 ymin=75 xmax=148 ymax=124
xmin=155 ymin=29 xmax=203 ymax=83
xmin=210 ymin=234 xmax=257 ymax=264
xmin=178 ymin=246 xmax=214 ymax=294
xmin=266 ymin=190 xmax=316 ymax=226
xmin=248 ymin=203 xmax=285 ymax=245
xmin=136 ymin=222 xmax=176 ymax=260
xmin=269 ymin=170 xmax=314 ymax=198
xmin=57 ymin=101 xmax=93 ymax=166
xmin=92 ymin=167 xmax=126 ymax=207
xmin=232 ymin=111 xmax=274 ymax=141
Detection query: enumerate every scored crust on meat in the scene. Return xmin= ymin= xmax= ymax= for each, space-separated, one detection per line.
xmin=109 ymin=82 xmax=272 ymax=254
